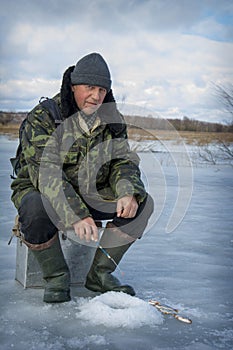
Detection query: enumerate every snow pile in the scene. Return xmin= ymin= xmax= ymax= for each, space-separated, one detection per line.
xmin=75 ymin=291 xmax=163 ymax=328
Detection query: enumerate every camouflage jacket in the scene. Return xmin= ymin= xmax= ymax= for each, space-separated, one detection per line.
xmin=11 ymin=94 xmax=146 ymax=228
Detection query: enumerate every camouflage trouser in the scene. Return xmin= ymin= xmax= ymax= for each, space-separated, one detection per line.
xmin=18 ymin=191 xmax=154 ymax=244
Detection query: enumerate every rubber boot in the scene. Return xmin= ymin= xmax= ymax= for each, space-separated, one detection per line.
xmin=85 ymin=223 xmax=136 ymax=296
xmin=31 ymin=234 xmax=71 ymax=303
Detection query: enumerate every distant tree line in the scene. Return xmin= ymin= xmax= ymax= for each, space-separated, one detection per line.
xmin=2 ymin=83 xmax=233 ymax=134
xmin=125 ymin=82 xmax=233 ymax=133
xmin=125 ymin=115 xmax=233 ymax=133
xmin=1 ymin=112 xmax=232 ymax=133
xmin=0 ymin=111 xmax=27 ymax=125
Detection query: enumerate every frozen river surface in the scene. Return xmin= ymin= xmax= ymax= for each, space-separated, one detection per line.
xmin=0 ymin=135 xmax=233 ymax=350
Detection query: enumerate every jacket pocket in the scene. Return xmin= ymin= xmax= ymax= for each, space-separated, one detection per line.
xmin=62 ymin=151 xmax=78 ymax=164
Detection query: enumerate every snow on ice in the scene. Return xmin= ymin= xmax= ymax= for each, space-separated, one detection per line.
xmin=0 ymin=135 xmax=233 ymax=350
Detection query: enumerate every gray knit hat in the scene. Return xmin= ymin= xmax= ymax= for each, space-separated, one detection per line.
xmin=71 ymin=53 xmax=111 ymax=92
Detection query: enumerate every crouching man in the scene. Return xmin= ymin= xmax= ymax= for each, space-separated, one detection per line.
xmin=11 ymin=53 xmax=154 ymax=303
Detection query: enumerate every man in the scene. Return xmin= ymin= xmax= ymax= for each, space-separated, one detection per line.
xmin=11 ymin=53 xmax=154 ymax=303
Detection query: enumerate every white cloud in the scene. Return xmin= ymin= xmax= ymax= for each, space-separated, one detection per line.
xmin=0 ymin=78 xmax=60 ymax=111
xmin=0 ymin=0 xmax=232 ymax=123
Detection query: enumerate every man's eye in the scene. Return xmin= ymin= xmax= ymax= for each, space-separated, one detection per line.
xmin=85 ymin=85 xmax=93 ymax=90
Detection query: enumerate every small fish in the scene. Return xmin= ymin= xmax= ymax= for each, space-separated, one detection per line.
xmin=149 ymin=299 xmax=192 ymax=324
xmin=174 ymin=314 xmax=192 ymax=324
xmin=149 ymin=300 xmax=179 ymax=313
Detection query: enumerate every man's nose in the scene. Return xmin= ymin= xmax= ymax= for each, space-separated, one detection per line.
xmin=91 ymin=88 xmax=101 ymax=101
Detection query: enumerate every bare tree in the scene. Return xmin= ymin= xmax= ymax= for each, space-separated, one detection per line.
xmin=218 ymin=140 xmax=233 ymax=160
xmin=198 ymin=83 xmax=233 ymax=166
xmin=198 ymin=141 xmax=233 ymax=166
xmin=214 ymin=83 xmax=233 ymax=130
xmin=198 ymin=145 xmax=218 ymax=165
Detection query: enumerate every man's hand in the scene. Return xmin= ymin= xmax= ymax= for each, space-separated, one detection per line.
xmin=73 ymin=217 xmax=99 ymax=242
xmin=116 ymin=195 xmax=138 ymax=218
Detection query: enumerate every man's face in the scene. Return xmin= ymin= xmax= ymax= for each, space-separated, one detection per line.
xmin=72 ymin=85 xmax=107 ymax=115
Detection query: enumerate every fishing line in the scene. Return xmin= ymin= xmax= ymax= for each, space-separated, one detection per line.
xmin=97 ymin=244 xmax=125 ymax=277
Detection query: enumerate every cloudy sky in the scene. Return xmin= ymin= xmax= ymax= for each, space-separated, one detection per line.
xmin=1 ymin=0 xmax=233 ymax=123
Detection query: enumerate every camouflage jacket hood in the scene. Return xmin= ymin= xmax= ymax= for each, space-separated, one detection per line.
xmin=11 ymin=66 xmax=146 ymax=228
